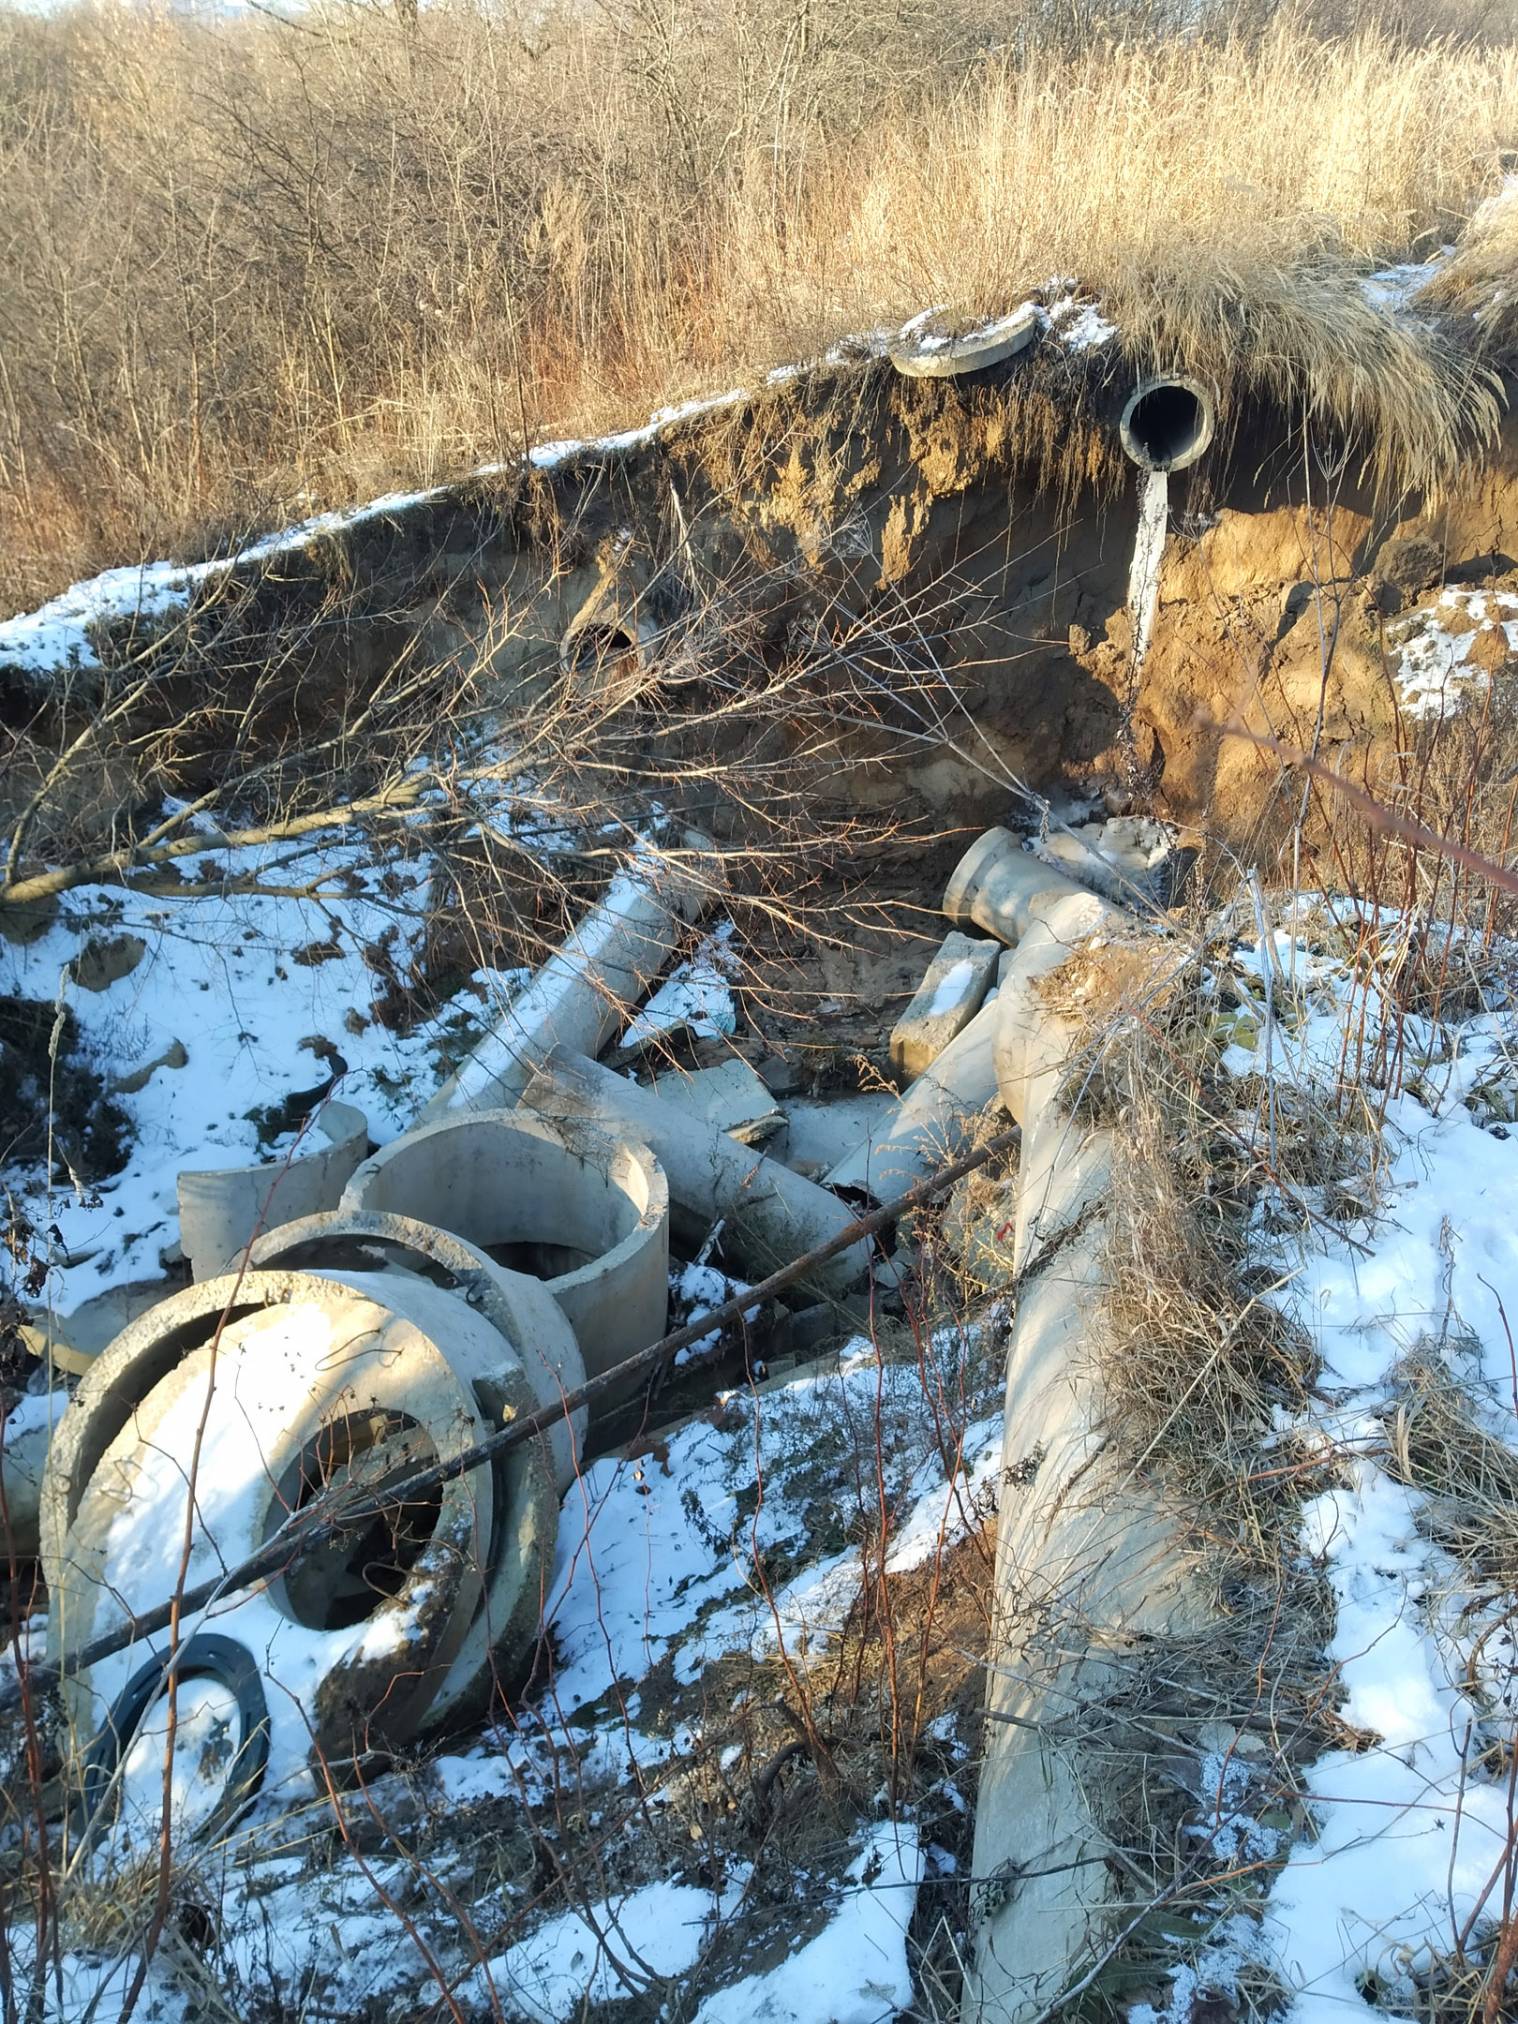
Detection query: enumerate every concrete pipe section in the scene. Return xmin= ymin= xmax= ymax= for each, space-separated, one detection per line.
xmin=520 ymin=1047 xmax=873 ymax=1301
xmin=177 ymin=1099 xmax=369 ymax=1281
xmin=42 ymin=1269 xmax=508 ymax=1784
xmin=560 ymin=573 xmax=661 ymax=688
xmin=422 ymin=835 xmax=719 ymax=1118
xmin=889 ymin=303 xmax=1039 ymax=379
xmin=344 ymin=1110 xmax=670 ymax=1395
xmin=249 ymin=1210 xmax=588 ymax=1497
xmin=1118 ymin=373 xmax=1216 ymax=474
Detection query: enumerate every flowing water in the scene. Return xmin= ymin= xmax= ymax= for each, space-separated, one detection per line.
xmin=1126 ymin=465 xmax=1169 ymax=677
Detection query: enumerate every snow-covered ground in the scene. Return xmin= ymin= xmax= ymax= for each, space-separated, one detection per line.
xmin=1140 ymin=900 xmax=1518 ymax=2024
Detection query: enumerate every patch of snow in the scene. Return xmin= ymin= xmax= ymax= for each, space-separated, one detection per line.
xmin=693 ymin=1824 xmax=922 ymax=2023
xmin=621 ymin=919 xmax=740 ymax=1050
xmin=927 ymin=956 xmax=976 ymax=1019
xmin=1389 ymin=586 xmax=1518 ymax=720
xmin=465 ymin=1873 xmax=746 ymax=2021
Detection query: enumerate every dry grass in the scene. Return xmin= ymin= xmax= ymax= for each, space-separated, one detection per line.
xmin=1 ymin=0 xmax=1516 ymax=610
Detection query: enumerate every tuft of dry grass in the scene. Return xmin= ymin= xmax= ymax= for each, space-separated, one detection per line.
xmin=1 ymin=2 xmax=1516 ymax=609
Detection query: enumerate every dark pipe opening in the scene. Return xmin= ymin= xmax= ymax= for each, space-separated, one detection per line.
xmin=564 ymin=622 xmax=637 ymax=677
xmin=1120 ymin=377 xmax=1215 ymax=473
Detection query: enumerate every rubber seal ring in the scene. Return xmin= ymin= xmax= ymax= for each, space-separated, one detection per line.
xmin=73 ymin=1632 xmax=270 ymax=1850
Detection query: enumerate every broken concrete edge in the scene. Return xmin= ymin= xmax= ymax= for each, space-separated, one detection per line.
xmin=826 ymin=995 xmax=1002 ymax=1202
xmin=177 ymin=1099 xmax=369 ymax=1282
xmin=889 ymin=929 xmax=1000 ymax=1080
xmin=248 ymin=1208 xmax=588 ymax=1496
xmin=343 ymin=1107 xmax=671 ymax=1393
xmin=420 ymin=829 xmax=723 ymax=1120
xmin=518 ymin=1048 xmax=874 ymax=1303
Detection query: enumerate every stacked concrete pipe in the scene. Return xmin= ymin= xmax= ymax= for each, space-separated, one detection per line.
xmin=953 ymin=829 xmax=1213 ymax=2024
xmin=42 ymin=1268 xmax=543 ymax=1781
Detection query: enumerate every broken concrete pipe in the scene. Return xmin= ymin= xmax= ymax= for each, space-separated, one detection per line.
xmin=519 ymin=1046 xmax=873 ymax=1302
xmin=559 ymin=571 xmax=662 ymax=686
xmin=343 ymin=1109 xmax=670 ymax=1397
xmin=43 ymin=1268 xmax=530 ymax=1772
xmin=962 ymin=869 xmax=1211 ymax=2021
xmin=421 ymin=831 xmax=721 ymax=1119
xmin=177 ymin=1099 xmax=369 ymax=1281
xmin=942 ymin=825 xmax=1116 ymax=952
xmin=826 ymin=995 xmax=1001 ymax=1205
xmin=248 ymin=1208 xmax=588 ymax=1497
xmin=1118 ymin=372 xmax=1216 ymax=474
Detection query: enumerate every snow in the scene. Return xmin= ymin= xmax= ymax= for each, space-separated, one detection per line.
xmin=0 ymin=489 xmax=430 ymax=682
xmin=543 ymin=1323 xmax=1001 ymax=1711
xmin=1 ymin=829 xmax=471 ymax=1312
xmin=1211 ymin=901 xmax=1518 ymax=2023
xmin=1389 ymin=587 xmax=1518 ymax=720
xmin=620 ymin=919 xmax=740 ymax=1050
xmin=466 ymin=1873 xmax=746 ymax=2020
xmin=927 ymin=956 xmax=976 ymax=1019
xmin=693 ymin=1824 xmax=923 ymax=2024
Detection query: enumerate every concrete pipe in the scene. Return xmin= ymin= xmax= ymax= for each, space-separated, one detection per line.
xmin=888 ymin=303 xmax=1039 ymax=380
xmin=0 ymin=1390 xmax=67 ymax=1560
xmin=248 ymin=1209 xmax=587 ymax=1497
xmin=47 ymin=1269 xmax=502 ymax=1766
xmin=943 ymin=827 xmax=1115 ymax=952
xmin=520 ymin=1048 xmax=873 ymax=1302
xmin=826 ymin=996 xmax=1002 ymax=1206
xmin=422 ymin=836 xmax=720 ymax=1119
xmin=178 ymin=1100 xmax=369 ymax=1281
xmin=560 ymin=573 xmax=661 ymax=686
xmin=1118 ymin=374 xmax=1216 ymax=474
xmin=344 ymin=1110 xmax=670 ymax=1393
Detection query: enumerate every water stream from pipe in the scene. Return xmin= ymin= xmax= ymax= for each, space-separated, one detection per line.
xmin=1127 ymin=465 xmax=1169 ymax=676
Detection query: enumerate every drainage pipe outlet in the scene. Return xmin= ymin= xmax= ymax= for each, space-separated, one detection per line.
xmin=1118 ymin=373 xmax=1216 ymax=474
xmin=343 ymin=1110 xmax=670 ymax=1394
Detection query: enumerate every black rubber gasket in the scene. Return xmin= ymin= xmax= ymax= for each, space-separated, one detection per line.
xmin=73 ymin=1632 xmax=270 ymax=1850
